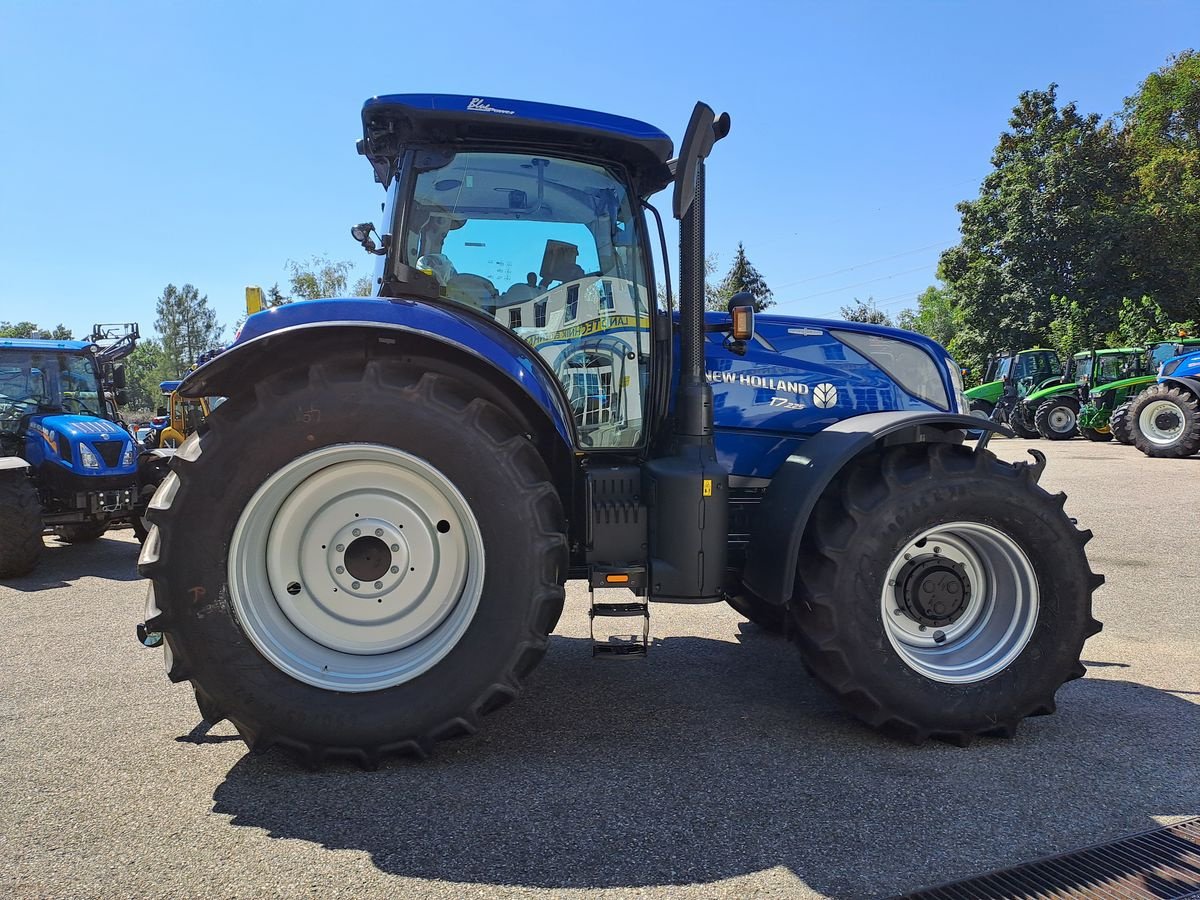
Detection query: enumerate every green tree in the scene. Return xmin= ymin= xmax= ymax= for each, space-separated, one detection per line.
xmin=839 ymin=297 xmax=892 ymax=326
xmin=155 ymin=284 xmax=225 ymax=377
xmin=287 ymin=256 xmax=364 ymax=301
xmin=123 ymin=339 xmax=170 ymax=411
xmin=1114 ymin=295 xmax=1197 ymax=346
xmin=0 ymin=322 xmax=73 ymax=339
xmin=895 ymin=285 xmax=957 ymax=348
xmin=710 ymin=242 xmax=774 ymax=311
xmin=939 ymin=85 xmax=1141 ymax=371
xmin=1120 ymin=50 xmax=1200 ymax=321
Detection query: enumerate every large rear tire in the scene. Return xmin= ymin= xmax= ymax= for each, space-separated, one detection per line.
xmin=788 ymin=443 xmax=1102 ymax=744
xmin=139 ymin=358 xmax=567 ymax=765
xmin=1110 ymin=402 xmax=1134 ymax=445
xmin=54 ymin=520 xmax=109 ymax=543
xmin=1129 ymin=383 xmax=1200 ymax=458
xmin=1034 ymin=396 xmax=1079 ymax=440
xmin=0 ymin=474 xmax=43 ymax=578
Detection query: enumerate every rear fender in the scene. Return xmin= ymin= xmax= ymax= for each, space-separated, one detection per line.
xmin=177 ymin=300 xmax=578 ymax=497
xmin=741 ymin=412 xmax=1012 ymax=606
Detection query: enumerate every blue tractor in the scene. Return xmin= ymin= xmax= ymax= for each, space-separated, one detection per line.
xmin=1126 ymin=346 xmax=1200 ymax=457
xmin=0 ymin=330 xmax=141 ymax=575
xmin=137 ymin=95 xmax=1102 ymax=763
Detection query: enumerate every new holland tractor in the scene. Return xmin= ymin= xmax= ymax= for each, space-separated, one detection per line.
xmin=1078 ymin=339 xmax=1200 ymax=444
xmin=964 ymin=347 xmax=1062 ymax=437
xmin=136 ymin=95 xmax=1102 ymax=764
xmin=1125 ymin=346 xmax=1200 ymax=458
xmin=1014 ymin=347 xmax=1143 ymax=440
xmin=0 ymin=330 xmax=140 ymax=576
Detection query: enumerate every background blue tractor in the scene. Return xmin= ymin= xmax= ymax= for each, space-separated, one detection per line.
xmin=1126 ymin=346 xmax=1200 ymax=457
xmin=0 ymin=326 xmax=142 ymax=576
xmin=138 ymin=95 xmax=1102 ymax=764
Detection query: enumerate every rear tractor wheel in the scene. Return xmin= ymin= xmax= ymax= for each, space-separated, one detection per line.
xmin=1129 ymin=384 xmax=1200 ymax=459
xmin=0 ymin=473 xmax=43 ymax=578
xmin=1034 ymin=396 xmax=1079 ymax=440
xmin=788 ymin=443 xmax=1102 ymax=744
xmin=139 ymin=359 xmax=567 ymax=765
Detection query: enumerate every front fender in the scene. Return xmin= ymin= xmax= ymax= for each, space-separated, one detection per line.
xmin=0 ymin=457 xmax=32 ymax=473
xmin=1161 ymin=375 xmax=1200 ymax=396
xmin=741 ymin=412 xmax=1011 ymax=606
xmin=181 ymin=297 xmax=576 ymax=447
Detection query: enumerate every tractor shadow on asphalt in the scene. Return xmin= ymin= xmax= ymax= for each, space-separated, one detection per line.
xmin=0 ymin=531 xmax=142 ymax=592
xmin=210 ymin=626 xmax=1199 ymax=897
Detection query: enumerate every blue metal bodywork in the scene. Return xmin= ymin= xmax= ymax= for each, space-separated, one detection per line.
xmin=1160 ymin=349 xmax=1200 ymax=383
xmin=198 ymin=298 xmax=964 ymax=482
xmin=23 ymin=413 xmax=136 ymax=478
xmin=700 ymin=312 xmax=961 ymax=478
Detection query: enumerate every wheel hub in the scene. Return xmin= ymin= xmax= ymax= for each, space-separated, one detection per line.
xmin=1049 ymin=407 xmax=1075 ymax=431
xmin=1155 ymin=410 xmax=1180 ymax=432
xmin=895 ymin=555 xmax=971 ymax=626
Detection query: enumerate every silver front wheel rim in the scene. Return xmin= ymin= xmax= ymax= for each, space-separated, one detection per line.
xmin=880 ymin=522 xmax=1039 ymax=684
xmin=1048 ymin=406 xmax=1076 ymax=433
xmin=228 ymin=444 xmax=485 ymax=692
xmin=1138 ymin=400 xmax=1184 ymax=446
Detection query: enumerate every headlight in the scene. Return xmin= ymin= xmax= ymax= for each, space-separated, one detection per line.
xmin=121 ymin=441 xmax=135 ymax=467
xmin=78 ymin=443 xmax=100 ymax=470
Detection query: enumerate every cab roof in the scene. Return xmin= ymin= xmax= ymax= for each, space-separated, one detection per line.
xmin=159 ymin=380 xmax=182 ymax=393
xmin=0 ymin=338 xmax=92 ymax=352
xmin=359 ymin=94 xmax=675 ymax=196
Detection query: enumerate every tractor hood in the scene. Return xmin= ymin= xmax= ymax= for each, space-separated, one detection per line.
xmin=698 ymin=312 xmax=965 ymax=476
xmin=24 ymin=413 xmax=136 ymax=476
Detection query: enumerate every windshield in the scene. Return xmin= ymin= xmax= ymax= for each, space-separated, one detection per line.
xmin=0 ymin=350 xmax=101 ymax=432
xmin=1075 ymin=356 xmax=1093 ymax=383
xmin=1095 ymin=353 xmax=1140 ymax=383
xmin=392 ymin=150 xmax=653 ymax=448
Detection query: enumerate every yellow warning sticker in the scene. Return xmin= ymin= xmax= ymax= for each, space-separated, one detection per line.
xmin=702 ymin=479 xmax=713 ymax=497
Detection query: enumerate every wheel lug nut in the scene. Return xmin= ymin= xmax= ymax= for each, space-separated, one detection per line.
xmin=374 ymin=581 xmax=383 ymax=589
xmin=893 ymin=609 xmax=903 ymax=616
xmin=903 ymin=553 xmax=911 ymax=560
xmin=352 ymin=581 xmax=360 ymax=589
xmin=352 ymin=528 xmax=361 ymax=537
xmin=391 ymin=566 xmax=399 ymax=574
xmin=933 ymin=630 xmax=947 ymax=644
xmin=391 ymin=543 xmax=400 ymax=552
xmin=375 ymin=528 xmax=384 ymax=537
xmin=336 ymin=566 xmax=345 ymax=574
xmin=335 ymin=544 xmax=344 ymax=552
xmin=933 ymin=546 xmax=941 ymax=555
xmin=918 ymin=625 xmax=927 ymax=632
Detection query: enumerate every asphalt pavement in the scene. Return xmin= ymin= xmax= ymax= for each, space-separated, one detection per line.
xmin=1 ymin=438 xmax=1197 ymax=899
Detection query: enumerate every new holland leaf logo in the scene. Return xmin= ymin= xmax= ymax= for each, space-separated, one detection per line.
xmin=813 ymin=383 xmax=838 ymax=408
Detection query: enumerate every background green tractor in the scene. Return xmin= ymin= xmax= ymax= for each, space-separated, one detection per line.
xmin=1079 ymin=339 xmax=1200 ymax=443
xmin=964 ymin=348 xmax=1062 ymax=437
xmin=1015 ymin=348 xmax=1143 ymax=440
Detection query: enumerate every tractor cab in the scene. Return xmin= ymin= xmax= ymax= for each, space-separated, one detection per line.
xmin=361 ymin=94 xmax=673 ymax=449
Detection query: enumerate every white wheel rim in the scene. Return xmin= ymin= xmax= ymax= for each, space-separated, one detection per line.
xmin=880 ymin=522 xmax=1040 ymax=684
xmin=228 ymin=444 xmax=484 ymax=692
xmin=1048 ymin=406 xmax=1076 ymax=432
xmin=1138 ymin=400 xmax=1184 ymax=446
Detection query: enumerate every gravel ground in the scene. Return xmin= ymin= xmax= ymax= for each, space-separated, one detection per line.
xmin=1 ymin=438 xmax=1197 ymax=899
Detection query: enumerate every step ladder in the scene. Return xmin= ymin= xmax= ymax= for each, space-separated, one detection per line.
xmin=588 ymin=566 xmax=649 ymax=658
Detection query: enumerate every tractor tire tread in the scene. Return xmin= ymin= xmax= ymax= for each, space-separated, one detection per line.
xmin=0 ymin=474 xmax=43 ymax=578
xmin=140 ymin=362 xmax=566 ymax=767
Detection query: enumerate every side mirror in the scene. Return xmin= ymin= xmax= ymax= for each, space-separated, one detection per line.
xmin=156 ymin=407 xmax=168 ymax=418
xmin=114 ymin=390 xmax=128 ymax=407
xmin=728 ymin=292 xmax=756 ymax=342
xmin=111 ymin=364 xmax=127 ymax=389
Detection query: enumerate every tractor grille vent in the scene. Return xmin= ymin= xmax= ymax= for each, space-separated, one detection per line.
xmin=904 ymin=817 xmax=1200 ymax=899
xmin=92 ymin=440 xmax=125 ymax=468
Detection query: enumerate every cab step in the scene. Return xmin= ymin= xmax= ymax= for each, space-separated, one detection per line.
xmin=588 ymin=566 xmax=649 ymax=659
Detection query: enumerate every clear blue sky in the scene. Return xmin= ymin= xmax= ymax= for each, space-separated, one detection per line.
xmin=1 ymin=1 xmax=1196 ymax=341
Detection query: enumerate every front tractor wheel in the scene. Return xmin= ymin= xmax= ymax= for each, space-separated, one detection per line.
xmin=1110 ymin=402 xmax=1134 ymax=445
xmin=1005 ymin=403 xmax=1042 ymax=439
xmin=139 ymin=360 xmax=567 ymax=765
xmin=1034 ymin=396 xmax=1079 ymax=440
xmin=1129 ymin=384 xmax=1200 ymax=459
xmin=789 ymin=443 xmax=1102 ymax=744
xmin=0 ymin=474 xmax=43 ymax=578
